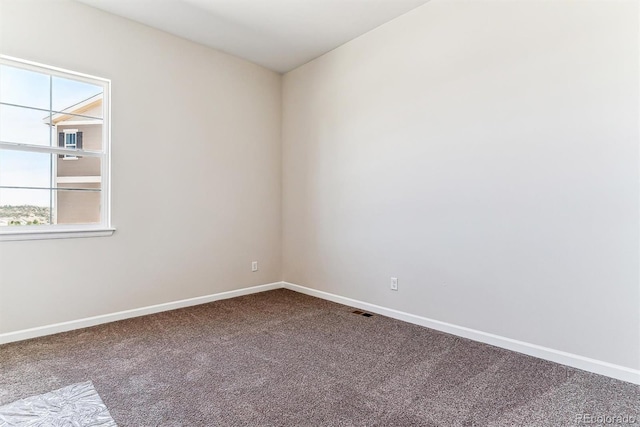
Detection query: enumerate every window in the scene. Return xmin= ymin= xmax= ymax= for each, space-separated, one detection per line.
xmin=62 ymin=129 xmax=79 ymax=160
xmin=0 ymin=56 xmax=112 ymax=240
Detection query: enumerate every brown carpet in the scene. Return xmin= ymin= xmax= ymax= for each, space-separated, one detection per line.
xmin=0 ymin=289 xmax=638 ymax=426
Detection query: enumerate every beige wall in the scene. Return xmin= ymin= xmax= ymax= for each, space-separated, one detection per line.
xmin=282 ymin=0 xmax=640 ymax=370
xmin=0 ymin=0 xmax=282 ymax=333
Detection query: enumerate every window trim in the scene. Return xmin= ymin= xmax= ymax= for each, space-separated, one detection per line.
xmin=0 ymin=55 xmax=113 ymax=241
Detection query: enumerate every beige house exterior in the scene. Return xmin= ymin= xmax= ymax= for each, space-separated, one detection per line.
xmin=46 ymin=93 xmax=103 ymax=224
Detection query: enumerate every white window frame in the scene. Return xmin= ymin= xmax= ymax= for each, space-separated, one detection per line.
xmin=0 ymin=55 xmax=113 ymax=241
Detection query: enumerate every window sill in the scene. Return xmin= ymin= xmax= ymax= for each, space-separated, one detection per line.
xmin=0 ymin=228 xmax=115 ymax=242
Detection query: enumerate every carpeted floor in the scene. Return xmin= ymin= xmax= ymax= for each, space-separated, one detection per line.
xmin=0 ymin=289 xmax=638 ymax=426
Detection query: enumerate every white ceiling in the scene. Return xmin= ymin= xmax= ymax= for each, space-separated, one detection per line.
xmin=76 ymin=0 xmax=429 ymax=73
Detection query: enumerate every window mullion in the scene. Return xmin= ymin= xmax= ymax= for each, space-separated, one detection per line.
xmin=0 ymin=141 xmax=103 ymax=157
xmin=0 ymin=101 xmax=103 ymax=121
xmin=49 ymin=74 xmax=53 ymax=225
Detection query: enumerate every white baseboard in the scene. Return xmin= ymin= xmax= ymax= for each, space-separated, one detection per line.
xmin=282 ymin=282 xmax=640 ymax=385
xmin=0 ymin=282 xmax=282 ymax=345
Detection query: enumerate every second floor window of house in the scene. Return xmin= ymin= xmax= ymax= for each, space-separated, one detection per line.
xmin=0 ymin=56 xmax=111 ymax=239
xmin=62 ymin=129 xmax=80 ymax=160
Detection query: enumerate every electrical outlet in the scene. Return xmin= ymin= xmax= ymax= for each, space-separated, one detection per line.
xmin=251 ymin=261 xmax=258 ymax=272
xmin=390 ymin=277 xmax=398 ymax=291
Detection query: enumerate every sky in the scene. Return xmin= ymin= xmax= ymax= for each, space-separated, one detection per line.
xmin=0 ymin=64 xmax=102 ymax=206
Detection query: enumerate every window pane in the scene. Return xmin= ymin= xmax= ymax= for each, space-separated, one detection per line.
xmin=0 ymin=147 xmax=102 ymax=227
xmin=0 ymin=104 xmax=54 ymax=146
xmin=0 ymin=149 xmax=52 ymax=188
xmin=57 ymin=150 xmax=102 ymax=178
xmin=55 ymin=186 xmax=101 ymax=225
xmin=65 ymin=133 xmax=76 ymax=148
xmin=0 ymin=187 xmax=101 ymax=226
xmin=55 ymin=144 xmax=102 ymax=224
xmin=0 ymin=64 xmax=50 ymax=110
xmin=0 ymin=188 xmax=52 ymax=226
xmin=52 ymin=76 xmax=103 ymax=118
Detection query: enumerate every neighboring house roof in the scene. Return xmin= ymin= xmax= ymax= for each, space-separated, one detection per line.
xmin=43 ymin=93 xmax=102 ymax=125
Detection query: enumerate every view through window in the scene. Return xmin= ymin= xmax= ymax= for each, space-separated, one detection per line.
xmin=0 ymin=57 xmax=110 ymax=235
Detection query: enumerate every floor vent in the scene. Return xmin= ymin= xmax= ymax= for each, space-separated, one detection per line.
xmin=351 ymin=310 xmax=373 ymax=317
